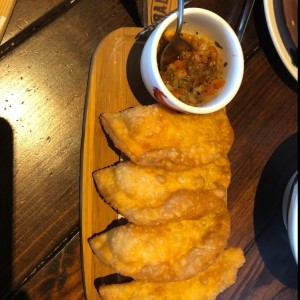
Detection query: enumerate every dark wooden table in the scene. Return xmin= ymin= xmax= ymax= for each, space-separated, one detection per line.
xmin=0 ymin=0 xmax=298 ymax=299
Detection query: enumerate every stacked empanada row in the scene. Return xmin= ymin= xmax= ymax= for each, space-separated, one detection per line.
xmin=89 ymin=104 xmax=245 ymax=299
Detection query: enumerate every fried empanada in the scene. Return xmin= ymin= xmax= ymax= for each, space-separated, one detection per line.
xmin=100 ymin=104 xmax=234 ymax=170
xmin=89 ymin=203 xmax=231 ymax=282
xmin=98 ymin=247 xmax=245 ymax=300
xmin=93 ymin=161 xmax=229 ymax=225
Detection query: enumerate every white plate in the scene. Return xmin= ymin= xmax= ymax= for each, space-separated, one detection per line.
xmin=263 ymin=0 xmax=298 ymax=81
xmin=282 ymin=171 xmax=298 ymax=264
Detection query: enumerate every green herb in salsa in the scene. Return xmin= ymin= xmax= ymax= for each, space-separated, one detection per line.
xmin=159 ymin=31 xmax=226 ymax=107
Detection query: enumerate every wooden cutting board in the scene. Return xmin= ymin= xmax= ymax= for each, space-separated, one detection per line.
xmin=80 ymin=25 xmax=229 ymax=300
xmin=0 ymin=0 xmax=17 ymax=43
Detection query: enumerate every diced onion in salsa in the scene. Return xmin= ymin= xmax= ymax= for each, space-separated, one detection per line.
xmin=158 ymin=30 xmax=226 ymax=107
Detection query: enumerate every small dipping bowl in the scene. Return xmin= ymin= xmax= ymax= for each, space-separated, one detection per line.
xmin=140 ymin=8 xmax=244 ymax=114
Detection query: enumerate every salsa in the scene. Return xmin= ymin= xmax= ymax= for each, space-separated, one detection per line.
xmin=158 ymin=30 xmax=226 ymax=107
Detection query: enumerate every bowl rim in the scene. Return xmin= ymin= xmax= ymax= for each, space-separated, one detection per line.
xmin=149 ymin=7 xmax=244 ymax=114
xmin=284 ymin=171 xmax=298 ymax=264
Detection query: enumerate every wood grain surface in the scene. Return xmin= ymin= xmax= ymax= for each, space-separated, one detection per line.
xmin=0 ymin=0 xmax=298 ymax=299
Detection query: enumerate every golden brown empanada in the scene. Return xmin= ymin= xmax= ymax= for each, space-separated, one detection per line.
xmin=89 ymin=203 xmax=230 ymax=282
xmin=98 ymin=247 xmax=245 ymax=300
xmin=93 ymin=161 xmax=229 ymax=225
xmin=100 ymin=104 xmax=234 ymax=170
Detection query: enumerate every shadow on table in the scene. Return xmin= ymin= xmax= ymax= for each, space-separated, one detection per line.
xmin=119 ymin=0 xmax=143 ymax=27
xmin=0 ymin=118 xmax=29 ymax=300
xmin=254 ymin=133 xmax=298 ymax=289
xmin=126 ymin=34 xmax=157 ymax=106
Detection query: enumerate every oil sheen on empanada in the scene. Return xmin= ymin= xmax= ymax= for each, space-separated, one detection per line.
xmin=89 ymin=203 xmax=230 ymax=282
xmin=98 ymin=248 xmax=245 ymax=300
xmin=93 ymin=161 xmax=229 ymax=225
xmin=100 ymin=104 xmax=234 ymax=170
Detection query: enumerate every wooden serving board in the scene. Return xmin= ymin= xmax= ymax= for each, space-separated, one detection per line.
xmin=80 ymin=24 xmax=229 ymax=300
xmin=0 ymin=0 xmax=17 ymax=43
xmin=80 ymin=27 xmax=157 ymax=300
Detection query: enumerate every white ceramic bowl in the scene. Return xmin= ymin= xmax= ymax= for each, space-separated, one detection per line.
xmin=140 ymin=8 xmax=244 ymax=114
xmin=282 ymin=171 xmax=298 ymax=264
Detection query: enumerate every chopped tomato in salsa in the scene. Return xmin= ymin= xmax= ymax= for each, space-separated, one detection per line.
xmin=158 ymin=31 xmax=226 ymax=107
